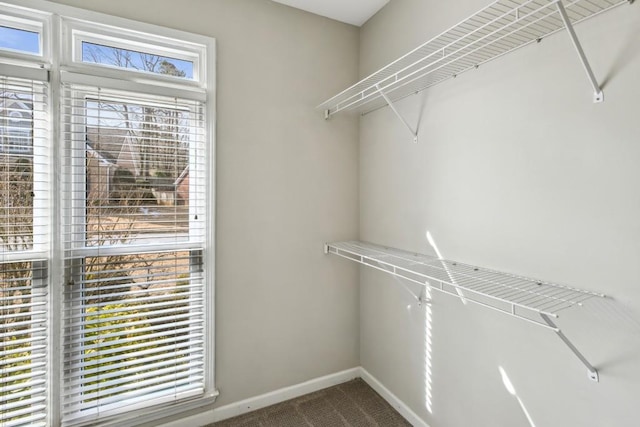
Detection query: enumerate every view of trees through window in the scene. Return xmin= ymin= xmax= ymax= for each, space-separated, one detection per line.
xmin=1 ymin=9 xmax=211 ymax=421
xmin=66 ymin=84 xmax=203 ymax=407
xmin=0 ymin=83 xmax=46 ymax=425
xmin=1 ymin=46 xmax=204 ymax=423
xmin=82 ymin=42 xmax=194 ymax=79
xmin=84 ymin=97 xmax=191 ymax=244
xmin=0 ymin=87 xmax=34 ymax=250
xmin=0 ymin=261 xmax=46 ymax=418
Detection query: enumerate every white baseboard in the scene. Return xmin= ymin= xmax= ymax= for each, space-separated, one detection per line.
xmin=159 ymin=366 xmax=430 ymax=427
xmin=359 ymin=367 xmax=430 ymax=427
xmin=160 ymin=367 xmax=361 ymax=427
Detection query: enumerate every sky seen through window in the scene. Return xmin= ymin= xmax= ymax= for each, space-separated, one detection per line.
xmin=0 ymin=25 xmax=40 ymax=54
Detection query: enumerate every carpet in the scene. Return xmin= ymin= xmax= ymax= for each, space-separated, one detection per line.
xmin=208 ymin=378 xmax=411 ymax=426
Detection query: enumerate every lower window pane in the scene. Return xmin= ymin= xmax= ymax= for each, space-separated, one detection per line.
xmin=62 ymin=251 xmax=205 ymax=422
xmin=0 ymin=261 xmax=48 ymax=427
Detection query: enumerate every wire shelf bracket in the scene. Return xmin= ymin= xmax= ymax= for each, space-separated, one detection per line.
xmin=555 ymin=0 xmax=602 ymax=103
xmin=540 ymin=313 xmax=599 ymax=381
xmin=318 ymin=0 xmax=634 ymax=121
xmin=324 ymin=84 xmax=420 ymax=143
xmin=375 ymin=84 xmax=419 ymax=143
xmin=325 ymin=241 xmax=606 ymax=381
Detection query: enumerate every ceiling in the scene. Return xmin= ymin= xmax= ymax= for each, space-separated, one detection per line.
xmin=271 ymin=0 xmax=389 ymax=27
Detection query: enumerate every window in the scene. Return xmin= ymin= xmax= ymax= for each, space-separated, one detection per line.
xmin=0 ymin=2 xmax=215 ymax=426
xmin=61 ymin=86 xmax=207 ymax=424
xmin=0 ymin=6 xmax=45 ymax=59
xmin=66 ymin=19 xmax=204 ymax=84
xmin=81 ymin=42 xmax=194 ymax=79
xmin=0 ymin=26 xmax=40 ymax=55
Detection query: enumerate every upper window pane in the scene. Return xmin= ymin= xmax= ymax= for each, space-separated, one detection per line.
xmin=79 ymin=92 xmax=204 ymax=248
xmin=81 ymin=42 xmax=194 ymax=79
xmin=0 ymin=25 xmax=40 ymax=55
xmin=1 ymin=84 xmax=34 ymax=252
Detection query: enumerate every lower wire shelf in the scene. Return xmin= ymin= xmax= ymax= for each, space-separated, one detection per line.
xmin=325 ymin=240 xmax=605 ymax=381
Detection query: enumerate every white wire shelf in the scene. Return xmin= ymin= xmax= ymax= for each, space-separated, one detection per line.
xmin=326 ymin=240 xmax=606 ymax=380
xmin=326 ymin=240 xmax=602 ymax=325
xmin=318 ymin=0 xmax=630 ymax=117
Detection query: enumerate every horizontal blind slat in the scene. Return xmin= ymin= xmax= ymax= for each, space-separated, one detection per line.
xmin=0 ymin=369 xmax=47 ymax=386
xmin=0 ymin=403 xmax=47 ymax=422
xmin=0 ymin=344 xmax=47 ymax=359
xmin=4 ymin=416 xmax=46 ymax=427
xmin=64 ymin=302 xmax=203 ymax=329
xmin=64 ymin=360 xmax=204 ymax=398
xmin=62 ymin=372 xmax=204 ymax=407
xmin=65 ymin=317 xmax=203 ymax=342
xmin=63 ymin=336 xmax=204 ymax=365
xmin=64 ymin=325 xmax=204 ymax=355
xmin=64 ymin=308 xmax=203 ymax=335
xmin=2 ymin=385 xmax=47 ymax=402
xmin=63 ymin=348 xmax=203 ymax=384
xmin=66 ymin=297 xmax=204 ymax=324
xmin=0 ymin=360 xmax=46 ymax=376
xmin=0 ymin=395 xmax=47 ymax=412
xmin=0 ymin=378 xmax=46 ymax=394
xmin=61 ymin=382 xmax=204 ymax=420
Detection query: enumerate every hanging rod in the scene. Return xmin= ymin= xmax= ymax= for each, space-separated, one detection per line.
xmin=318 ymin=0 xmax=632 ymax=118
xmin=325 ymin=240 xmax=606 ymax=381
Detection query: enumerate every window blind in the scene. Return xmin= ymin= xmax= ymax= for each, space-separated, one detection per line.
xmin=0 ymin=76 xmax=49 ymax=427
xmin=60 ymin=84 xmax=207 ymax=425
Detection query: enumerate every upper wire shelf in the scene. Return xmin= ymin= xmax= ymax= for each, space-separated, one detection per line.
xmin=318 ymin=0 xmax=629 ymax=117
xmin=326 ymin=241 xmax=603 ymax=329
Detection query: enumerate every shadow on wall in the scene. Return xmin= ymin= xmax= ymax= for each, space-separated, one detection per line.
xmin=601 ymin=22 xmax=640 ymax=89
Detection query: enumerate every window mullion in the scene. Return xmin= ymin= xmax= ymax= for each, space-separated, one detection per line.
xmin=48 ymin=13 xmax=64 ymax=427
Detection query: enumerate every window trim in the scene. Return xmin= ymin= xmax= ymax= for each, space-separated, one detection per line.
xmin=74 ymin=33 xmax=199 ymax=80
xmin=58 ymin=17 xmax=216 ymax=427
xmin=62 ymin=17 xmax=205 ymax=87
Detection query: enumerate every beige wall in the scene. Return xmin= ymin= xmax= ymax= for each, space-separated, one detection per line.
xmin=49 ymin=0 xmax=361 ymax=411
xmin=359 ymin=1 xmax=640 ymax=426
xmin=42 ymin=0 xmax=640 ymax=425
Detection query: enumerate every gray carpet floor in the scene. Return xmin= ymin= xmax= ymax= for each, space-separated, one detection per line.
xmin=208 ymin=378 xmax=411 ymax=427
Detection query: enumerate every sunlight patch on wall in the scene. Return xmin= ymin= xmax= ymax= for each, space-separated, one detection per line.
xmin=426 ymin=231 xmax=467 ymax=304
xmin=499 ymin=366 xmax=537 ymax=427
xmin=424 ymin=284 xmax=433 ymax=413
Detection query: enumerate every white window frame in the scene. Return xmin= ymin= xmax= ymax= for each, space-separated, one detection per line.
xmin=0 ymin=1 xmax=217 ymax=426
xmin=0 ymin=42 xmax=51 ymax=427
xmin=61 ymin=17 xmax=205 ymax=88
xmin=64 ymin=86 xmax=207 ymax=256
xmin=70 ymin=29 xmax=202 ymax=81
xmin=58 ymin=13 xmax=217 ymax=427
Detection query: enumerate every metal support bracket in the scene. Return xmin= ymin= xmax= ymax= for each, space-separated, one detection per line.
xmin=375 ymin=84 xmax=419 ymax=143
xmin=540 ymin=314 xmax=599 ymax=382
xmin=417 ymin=286 xmax=432 ymax=307
xmin=556 ymin=0 xmax=604 ymax=103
